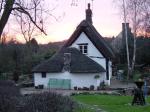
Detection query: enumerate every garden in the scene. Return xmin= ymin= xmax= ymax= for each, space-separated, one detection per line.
xmin=73 ymin=94 xmax=150 ymax=112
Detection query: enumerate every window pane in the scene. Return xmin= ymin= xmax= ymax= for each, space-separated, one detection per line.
xmin=42 ymin=72 xmax=46 ymax=78
xmin=78 ymin=44 xmax=88 ymax=54
xmin=79 ymin=45 xmax=83 ymax=53
xmin=79 ymin=45 xmax=82 ymax=49
xmin=84 ymin=45 xmax=87 ymax=50
xmin=84 ymin=45 xmax=88 ymax=54
xmin=84 ymin=49 xmax=87 ymax=53
xmin=80 ymin=49 xmax=83 ymax=53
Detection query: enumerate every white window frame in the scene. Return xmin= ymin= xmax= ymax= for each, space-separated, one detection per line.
xmin=78 ymin=43 xmax=88 ymax=54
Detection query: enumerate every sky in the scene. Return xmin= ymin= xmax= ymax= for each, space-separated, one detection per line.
xmin=6 ymin=0 xmax=123 ymax=44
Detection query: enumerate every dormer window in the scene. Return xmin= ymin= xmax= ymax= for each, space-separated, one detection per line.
xmin=78 ymin=43 xmax=88 ymax=54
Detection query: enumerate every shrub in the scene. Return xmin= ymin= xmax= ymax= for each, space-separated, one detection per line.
xmin=100 ymin=81 xmax=106 ymax=90
xmin=133 ymin=71 xmax=142 ymax=81
xmin=0 ymin=80 xmax=20 ymax=96
xmin=0 ymin=81 xmax=76 ymax=112
xmin=0 ymin=80 xmax=20 ymax=112
xmin=20 ymin=92 xmax=75 ymax=112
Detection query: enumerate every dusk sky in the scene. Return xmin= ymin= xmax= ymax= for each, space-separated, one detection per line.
xmin=9 ymin=0 xmax=124 ymax=44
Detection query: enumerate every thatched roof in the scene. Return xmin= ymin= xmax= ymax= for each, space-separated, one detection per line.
xmin=64 ymin=20 xmax=115 ymax=60
xmin=32 ymin=47 xmax=105 ymax=73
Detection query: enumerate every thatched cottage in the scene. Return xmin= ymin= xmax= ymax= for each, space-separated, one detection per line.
xmin=32 ymin=3 xmax=115 ymax=90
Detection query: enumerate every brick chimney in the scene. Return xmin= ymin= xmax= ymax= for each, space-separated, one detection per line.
xmin=86 ymin=3 xmax=92 ymax=24
xmin=63 ymin=53 xmax=71 ymax=71
xmin=122 ymin=23 xmax=129 ymax=31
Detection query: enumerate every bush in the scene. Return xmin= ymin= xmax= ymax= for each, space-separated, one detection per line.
xmin=133 ymin=71 xmax=142 ymax=81
xmin=20 ymin=92 xmax=75 ymax=112
xmin=0 ymin=80 xmax=20 ymax=96
xmin=0 ymin=80 xmax=20 ymax=112
xmin=100 ymin=81 xmax=106 ymax=90
xmin=0 ymin=81 xmax=76 ymax=112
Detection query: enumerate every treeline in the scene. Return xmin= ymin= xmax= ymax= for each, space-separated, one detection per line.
xmin=136 ymin=36 xmax=150 ymax=64
xmin=115 ymin=36 xmax=150 ymax=65
xmin=0 ymin=39 xmax=65 ymax=80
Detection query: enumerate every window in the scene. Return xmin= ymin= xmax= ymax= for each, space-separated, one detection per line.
xmin=78 ymin=43 xmax=88 ymax=54
xmin=41 ymin=72 xmax=46 ymax=78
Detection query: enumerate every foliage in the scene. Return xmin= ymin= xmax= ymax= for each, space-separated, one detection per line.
xmin=99 ymin=81 xmax=108 ymax=90
xmin=0 ymin=41 xmax=60 ymax=75
xmin=0 ymin=80 xmax=76 ymax=112
xmin=94 ymin=75 xmax=100 ymax=79
xmin=0 ymin=80 xmax=20 ymax=112
xmin=116 ymin=36 xmax=150 ymax=65
xmin=73 ymin=95 xmax=150 ymax=112
xmin=116 ymin=36 xmax=150 ymax=80
xmin=20 ymin=92 xmax=75 ymax=112
xmin=132 ymin=71 xmax=142 ymax=81
xmin=136 ymin=36 xmax=150 ymax=64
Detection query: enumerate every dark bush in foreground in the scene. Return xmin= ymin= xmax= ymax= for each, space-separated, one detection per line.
xmin=0 ymin=80 xmax=20 ymax=96
xmin=20 ymin=92 xmax=75 ymax=112
xmin=0 ymin=80 xmax=20 ymax=112
xmin=0 ymin=80 xmax=75 ymax=112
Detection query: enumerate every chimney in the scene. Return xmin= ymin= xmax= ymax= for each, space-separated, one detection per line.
xmin=86 ymin=3 xmax=92 ymax=24
xmin=122 ymin=23 xmax=129 ymax=31
xmin=63 ymin=53 xmax=71 ymax=71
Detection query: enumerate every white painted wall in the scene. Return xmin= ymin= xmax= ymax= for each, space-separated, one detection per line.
xmin=34 ymin=72 xmax=106 ymax=90
xmin=71 ymin=32 xmax=107 ymax=66
xmin=70 ymin=32 xmax=112 ymax=82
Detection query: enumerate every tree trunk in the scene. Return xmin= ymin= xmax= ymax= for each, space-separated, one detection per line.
xmin=123 ymin=0 xmax=131 ymax=80
xmin=0 ymin=0 xmax=15 ymax=39
xmin=131 ymin=1 xmax=137 ymax=76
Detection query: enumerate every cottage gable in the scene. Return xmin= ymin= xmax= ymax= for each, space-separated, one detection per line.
xmin=64 ymin=20 xmax=115 ymax=60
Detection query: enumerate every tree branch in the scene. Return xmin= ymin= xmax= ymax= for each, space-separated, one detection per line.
xmin=14 ymin=6 xmax=47 ymax=35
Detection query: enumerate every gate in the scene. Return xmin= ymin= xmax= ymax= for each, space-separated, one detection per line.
xmin=48 ymin=78 xmax=71 ymax=89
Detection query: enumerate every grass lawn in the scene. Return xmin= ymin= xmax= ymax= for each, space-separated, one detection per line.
xmin=73 ymin=95 xmax=150 ymax=112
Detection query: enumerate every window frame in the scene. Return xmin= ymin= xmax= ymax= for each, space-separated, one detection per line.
xmin=78 ymin=43 xmax=88 ymax=54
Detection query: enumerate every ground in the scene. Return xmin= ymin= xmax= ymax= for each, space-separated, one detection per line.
xmin=73 ymin=95 xmax=150 ymax=112
xmin=21 ymin=88 xmax=150 ymax=112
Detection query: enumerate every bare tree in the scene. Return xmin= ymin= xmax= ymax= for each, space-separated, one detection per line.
xmin=0 ymin=0 xmax=47 ymax=43
xmin=122 ymin=0 xmax=130 ymax=80
xmin=15 ymin=0 xmax=43 ymax=43
xmin=116 ymin=0 xmax=150 ymax=78
xmin=15 ymin=0 xmax=44 ymax=43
